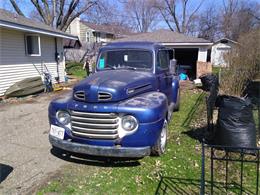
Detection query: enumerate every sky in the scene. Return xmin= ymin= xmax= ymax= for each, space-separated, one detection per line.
xmin=0 ymin=0 xmax=259 ymax=30
xmin=0 ymin=0 xmax=223 ymax=17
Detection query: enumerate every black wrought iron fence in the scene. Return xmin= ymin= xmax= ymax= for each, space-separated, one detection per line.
xmin=200 ymin=143 xmax=260 ymax=195
xmin=201 ymin=76 xmax=260 ymax=195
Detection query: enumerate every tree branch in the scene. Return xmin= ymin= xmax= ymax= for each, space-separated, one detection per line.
xmin=157 ymin=6 xmax=174 ymax=31
xmin=164 ymin=0 xmax=181 ymax=32
xmin=30 ymin=0 xmax=49 ymax=24
xmin=60 ymin=0 xmax=80 ymax=30
xmin=41 ymin=0 xmax=51 ymax=23
xmin=185 ymin=0 xmax=204 ymax=32
xmin=56 ymin=0 xmax=65 ymax=27
xmin=181 ymin=0 xmax=188 ymax=33
xmin=9 ymin=0 xmax=25 ymax=16
xmin=61 ymin=1 xmax=98 ymax=31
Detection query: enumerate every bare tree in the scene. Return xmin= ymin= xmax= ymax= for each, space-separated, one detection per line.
xmin=123 ymin=0 xmax=159 ymax=32
xmin=197 ymin=5 xmax=220 ymax=41
xmin=155 ymin=0 xmax=204 ymax=34
xmin=9 ymin=0 xmax=98 ymax=31
xmin=82 ymin=0 xmax=127 ymax=26
xmin=220 ymin=0 xmax=260 ymax=40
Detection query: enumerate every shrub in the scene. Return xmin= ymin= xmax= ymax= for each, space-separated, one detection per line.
xmin=66 ymin=62 xmax=84 ymax=75
xmin=220 ymin=30 xmax=260 ymax=97
xmin=65 ymin=62 xmax=86 ymax=79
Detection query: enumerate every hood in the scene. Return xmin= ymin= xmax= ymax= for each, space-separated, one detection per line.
xmin=73 ymin=70 xmax=157 ymax=103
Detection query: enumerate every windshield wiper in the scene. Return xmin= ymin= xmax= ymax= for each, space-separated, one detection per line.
xmin=106 ymin=64 xmax=117 ymax=70
xmin=118 ymin=65 xmax=137 ymax=70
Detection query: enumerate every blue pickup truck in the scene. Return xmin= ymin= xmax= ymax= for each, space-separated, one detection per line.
xmin=48 ymin=42 xmax=180 ymax=158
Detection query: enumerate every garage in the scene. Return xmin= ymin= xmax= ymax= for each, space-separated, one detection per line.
xmin=174 ymin=48 xmax=198 ymax=80
xmin=116 ymin=29 xmax=213 ymax=79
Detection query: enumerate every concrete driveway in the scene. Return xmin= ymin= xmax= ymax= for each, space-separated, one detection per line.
xmin=0 ymin=92 xmax=70 ymax=194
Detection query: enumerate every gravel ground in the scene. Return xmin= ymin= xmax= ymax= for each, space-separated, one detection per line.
xmin=0 ymin=91 xmax=71 ymax=195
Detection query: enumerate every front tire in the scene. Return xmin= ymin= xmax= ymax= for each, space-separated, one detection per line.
xmin=151 ymin=119 xmax=168 ymax=156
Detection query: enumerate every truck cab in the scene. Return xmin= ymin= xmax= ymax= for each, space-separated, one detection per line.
xmin=49 ymin=42 xmax=180 ymax=158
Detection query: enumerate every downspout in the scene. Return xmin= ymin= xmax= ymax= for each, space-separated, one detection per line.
xmin=55 ymin=37 xmax=60 ymax=83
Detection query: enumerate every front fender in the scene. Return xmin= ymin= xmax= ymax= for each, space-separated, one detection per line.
xmin=118 ymin=91 xmax=168 ymax=123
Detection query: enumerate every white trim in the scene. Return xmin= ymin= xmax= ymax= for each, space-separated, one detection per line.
xmin=162 ymin=42 xmax=213 ymax=46
xmin=25 ymin=34 xmax=41 ymax=56
xmin=213 ymin=38 xmax=238 ymax=45
xmin=0 ymin=21 xmax=78 ymax=40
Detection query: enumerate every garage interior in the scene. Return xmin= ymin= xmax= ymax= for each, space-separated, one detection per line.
xmin=174 ymin=48 xmax=199 ymax=80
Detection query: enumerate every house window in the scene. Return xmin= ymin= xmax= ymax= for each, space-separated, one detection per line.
xmin=25 ymin=35 xmax=41 ymax=56
xmin=96 ymin=32 xmax=100 ymax=43
xmin=86 ymin=32 xmax=90 ymax=42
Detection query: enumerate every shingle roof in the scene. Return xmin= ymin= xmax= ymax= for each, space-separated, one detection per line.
xmin=0 ymin=9 xmax=77 ymax=40
xmin=81 ymin=21 xmax=133 ymax=38
xmin=115 ymin=29 xmax=212 ymax=44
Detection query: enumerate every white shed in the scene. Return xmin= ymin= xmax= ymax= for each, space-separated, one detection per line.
xmin=0 ymin=9 xmax=79 ymax=96
xmin=211 ymin=38 xmax=238 ymax=67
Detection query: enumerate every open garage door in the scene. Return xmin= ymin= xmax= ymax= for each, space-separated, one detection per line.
xmin=174 ymin=48 xmax=198 ymax=80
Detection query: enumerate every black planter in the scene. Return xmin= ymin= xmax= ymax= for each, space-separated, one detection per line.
xmin=215 ymin=95 xmax=256 ymax=148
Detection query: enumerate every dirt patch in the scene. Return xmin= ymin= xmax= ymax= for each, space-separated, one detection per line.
xmin=0 ymin=88 xmax=74 ymax=194
xmin=25 ymin=167 xmax=64 ymax=195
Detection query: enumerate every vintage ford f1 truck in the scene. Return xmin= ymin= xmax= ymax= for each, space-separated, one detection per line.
xmin=49 ymin=42 xmax=180 ymax=158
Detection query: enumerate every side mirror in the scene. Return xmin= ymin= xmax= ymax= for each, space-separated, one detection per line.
xmin=170 ymin=59 xmax=177 ymax=74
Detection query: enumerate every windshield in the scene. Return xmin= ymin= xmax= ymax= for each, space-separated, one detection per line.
xmin=97 ymin=50 xmax=153 ymax=70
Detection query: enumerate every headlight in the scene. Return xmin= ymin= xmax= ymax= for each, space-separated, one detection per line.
xmin=56 ymin=110 xmax=70 ymax=125
xmin=121 ymin=115 xmax=138 ymax=131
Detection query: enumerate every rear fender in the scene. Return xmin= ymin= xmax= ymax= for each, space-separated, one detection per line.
xmin=171 ymin=78 xmax=179 ymax=104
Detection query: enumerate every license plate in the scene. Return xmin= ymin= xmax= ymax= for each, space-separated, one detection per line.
xmin=50 ymin=125 xmax=65 ymax=139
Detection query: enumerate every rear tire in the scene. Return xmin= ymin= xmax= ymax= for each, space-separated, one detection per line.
xmin=151 ymin=119 xmax=168 ymax=156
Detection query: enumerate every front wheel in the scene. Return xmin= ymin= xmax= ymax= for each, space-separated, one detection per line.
xmin=151 ymin=119 xmax=168 ymax=156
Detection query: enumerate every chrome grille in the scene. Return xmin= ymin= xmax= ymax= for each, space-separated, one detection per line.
xmin=74 ymin=91 xmax=85 ymax=101
xmin=70 ymin=110 xmax=119 ymax=139
xmin=98 ymin=92 xmax=112 ymax=101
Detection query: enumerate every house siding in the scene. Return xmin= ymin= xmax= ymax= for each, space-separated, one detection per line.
xmin=211 ymin=42 xmax=234 ymax=67
xmin=0 ymin=27 xmax=65 ymax=96
xmin=79 ymin=23 xmax=94 ymax=42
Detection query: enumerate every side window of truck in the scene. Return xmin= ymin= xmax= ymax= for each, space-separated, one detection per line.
xmin=158 ymin=50 xmax=169 ymax=70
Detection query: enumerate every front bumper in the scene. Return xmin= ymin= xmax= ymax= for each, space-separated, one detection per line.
xmin=49 ymin=135 xmax=151 ymax=158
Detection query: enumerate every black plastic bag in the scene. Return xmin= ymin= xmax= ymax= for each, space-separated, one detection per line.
xmin=215 ymin=95 xmax=256 ymax=148
xmin=199 ymin=74 xmax=219 ymax=92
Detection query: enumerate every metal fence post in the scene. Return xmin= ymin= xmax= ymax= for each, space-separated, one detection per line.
xmin=200 ymin=141 xmax=205 ymax=195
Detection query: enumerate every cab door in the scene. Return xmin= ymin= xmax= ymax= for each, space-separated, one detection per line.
xmin=156 ymin=49 xmax=172 ymax=102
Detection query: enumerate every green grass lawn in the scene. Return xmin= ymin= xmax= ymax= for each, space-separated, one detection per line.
xmin=37 ymin=89 xmax=259 ymax=194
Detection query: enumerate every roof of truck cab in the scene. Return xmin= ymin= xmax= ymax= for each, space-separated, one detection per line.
xmin=101 ymin=41 xmax=164 ymax=51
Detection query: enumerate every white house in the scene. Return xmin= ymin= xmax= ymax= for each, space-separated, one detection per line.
xmin=68 ymin=17 xmax=132 ymax=44
xmin=65 ymin=17 xmax=132 ymax=62
xmin=211 ymin=38 xmax=238 ymax=67
xmin=116 ymin=29 xmax=213 ymax=79
xmin=0 ymin=9 xmax=79 ymax=96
